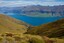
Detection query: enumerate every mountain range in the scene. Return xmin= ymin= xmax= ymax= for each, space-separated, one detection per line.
xmin=0 ymin=5 xmax=64 ymax=17
xmin=0 ymin=5 xmax=64 ymax=37
xmin=0 ymin=4 xmax=64 ymax=43
xmin=0 ymin=5 xmax=64 ymax=26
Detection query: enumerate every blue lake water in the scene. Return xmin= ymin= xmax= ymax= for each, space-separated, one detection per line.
xmin=8 ymin=14 xmax=64 ymax=26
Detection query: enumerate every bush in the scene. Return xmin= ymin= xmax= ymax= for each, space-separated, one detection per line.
xmin=0 ymin=36 xmax=3 ymax=43
xmin=29 ymin=37 xmax=45 ymax=43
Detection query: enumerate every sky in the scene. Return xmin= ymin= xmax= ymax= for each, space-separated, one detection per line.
xmin=0 ymin=0 xmax=64 ymax=7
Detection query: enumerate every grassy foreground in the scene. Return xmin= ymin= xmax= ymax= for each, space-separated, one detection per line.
xmin=0 ymin=33 xmax=45 ymax=43
xmin=0 ymin=33 xmax=64 ymax=43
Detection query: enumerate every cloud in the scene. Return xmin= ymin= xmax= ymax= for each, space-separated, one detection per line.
xmin=0 ymin=1 xmax=64 ymax=7
xmin=39 ymin=2 xmax=64 ymax=6
xmin=55 ymin=0 xmax=64 ymax=2
xmin=0 ymin=0 xmax=64 ymax=2
xmin=0 ymin=1 xmax=38 ymax=7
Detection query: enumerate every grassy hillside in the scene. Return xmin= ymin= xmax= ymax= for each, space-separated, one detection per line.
xmin=0 ymin=14 xmax=30 ymax=34
xmin=0 ymin=14 xmax=64 ymax=43
xmin=26 ymin=18 xmax=64 ymax=37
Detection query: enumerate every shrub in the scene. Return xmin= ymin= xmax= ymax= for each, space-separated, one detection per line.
xmin=29 ymin=37 xmax=45 ymax=43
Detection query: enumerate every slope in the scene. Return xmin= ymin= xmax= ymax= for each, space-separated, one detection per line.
xmin=26 ymin=18 xmax=64 ymax=37
xmin=0 ymin=14 xmax=30 ymax=34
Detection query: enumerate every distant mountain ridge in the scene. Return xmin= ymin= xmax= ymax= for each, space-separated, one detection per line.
xmin=21 ymin=5 xmax=64 ymax=17
xmin=0 ymin=5 xmax=64 ymax=17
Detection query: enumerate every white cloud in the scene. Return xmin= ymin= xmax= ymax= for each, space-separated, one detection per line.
xmin=0 ymin=0 xmax=60 ymax=2
xmin=39 ymin=2 xmax=64 ymax=6
xmin=0 ymin=0 xmax=64 ymax=2
xmin=0 ymin=1 xmax=40 ymax=7
xmin=0 ymin=1 xmax=64 ymax=7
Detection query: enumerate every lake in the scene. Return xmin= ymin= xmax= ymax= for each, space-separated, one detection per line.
xmin=8 ymin=13 xmax=64 ymax=26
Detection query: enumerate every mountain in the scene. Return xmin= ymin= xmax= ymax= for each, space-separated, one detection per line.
xmin=26 ymin=18 xmax=64 ymax=38
xmin=0 ymin=5 xmax=64 ymax=26
xmin=0 ymin=5 xmax=64 ymax=17
xmin=0 ymin=14 xmax=31 ymax=34
xmin=21 ymin=5 xmax=64 ymax=17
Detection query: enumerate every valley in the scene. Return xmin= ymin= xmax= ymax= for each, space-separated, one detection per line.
xmin=0 ymin=14 xmax=64 ymax=43
xmin=0 ymin=5 xmax=64 ymax=43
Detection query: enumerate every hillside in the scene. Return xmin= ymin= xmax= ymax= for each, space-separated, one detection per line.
xmin=0 ymin=14 xmax=30 ymax=34
xmin=26 ymin=18 xmax=64 ymax=37
xmin=0 ymin=14 xmax=64 ymax=43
